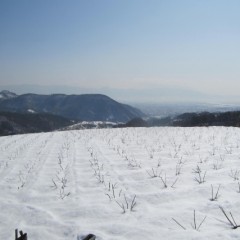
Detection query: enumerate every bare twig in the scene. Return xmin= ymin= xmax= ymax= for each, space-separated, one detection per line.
xmin=193 ymin=166 xmax=206 ymax=184
xmin=130 ymin=195 xmax=137 ymax=211
xmin=51 ymin=179 xmax=58 ymax=189
xmin=210 ymin=184 xmax=221 ymax=201
xmin=172 ymin=218 xmax=186 ymax=230
xmin=146 ymin=168 xmax=160 ymax=178
xmin=219 ymin=206 xmax=240 ymax=229
xmin=171 ymin=178 xmax=178 ymax=188
xmin=229 ymin=169 xmax=240 ymax=181
xmin=159 ymin=173 xmax=167 ymax=188
xmin=191 ymin=210 xmax=207 ymax=231
xmin=115 ymin=200 xmax=126 ymax=214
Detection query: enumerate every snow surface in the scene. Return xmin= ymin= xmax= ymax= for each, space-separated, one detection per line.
xmin=1 ymin=127 xmax=240 ymax=239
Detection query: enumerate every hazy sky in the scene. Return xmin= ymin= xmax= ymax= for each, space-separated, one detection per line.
xmin=0 ymin=0 xmax=240 ymax=103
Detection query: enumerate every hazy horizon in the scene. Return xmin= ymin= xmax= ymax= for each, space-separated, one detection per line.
xmin=1 ymin=1 xmax=239 ymax=103
xmin=2 ymin=84 xmax=240 ymax=106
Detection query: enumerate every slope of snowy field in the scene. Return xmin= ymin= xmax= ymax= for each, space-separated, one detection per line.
xmin=1 ymin=127 xmax=240 ymax=240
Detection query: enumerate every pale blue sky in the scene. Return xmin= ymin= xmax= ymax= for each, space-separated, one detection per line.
xmin=0 ymin=0 xmax=240 ymax=102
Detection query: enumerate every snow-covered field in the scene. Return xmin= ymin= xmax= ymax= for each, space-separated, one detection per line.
xmin=1 ymin=127 xmax=240 ymax=240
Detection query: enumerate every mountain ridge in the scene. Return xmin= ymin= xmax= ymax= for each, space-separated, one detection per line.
xmin=0 ymin=91 xmax=145 ymax=122
xmin=0 ymin=90 xmax=18 ymax=100
xmin=0 ymin=111 xmax=72 ymax=136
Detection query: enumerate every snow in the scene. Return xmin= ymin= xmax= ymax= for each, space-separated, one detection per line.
xmin=64 ymin=121 xmax=118 ymax=130
xmin=1 ymin=127 xmax=240 ymax=239
xmin=27 ymin=109 xmax=35 ymax=113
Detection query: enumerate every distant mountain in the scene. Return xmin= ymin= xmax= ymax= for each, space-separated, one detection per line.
xmin=0 ymin=90 xmax=18 ymax=100
xmin=172 ymin=111 xmax=240 ymax=127
xmin=0 ymin=111 xmax=72 ymax=136
xmin=117 ymin=111 xmax=240 ymax=128
xmin=0 ymin=92 xmax=145 ymax=122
